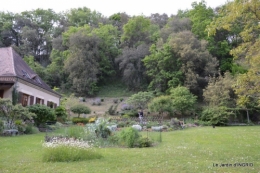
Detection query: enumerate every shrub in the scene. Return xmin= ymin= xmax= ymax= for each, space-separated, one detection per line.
xmin=137 ymin=137 xmax=152 ymax=148
xmin=89 ymin=117 xmax=96 ymax=123
xmin=24 ymin=124 xmax=39 ymax=134
xmin=123 ymin=110 xmax=138 ymax=117
xmin=117 ymin=121 xmax=126 ymax=128
xmin=200 ymin=106 xmax=234 ymax=126
xmin=28 ymin=104 xmax=56 ymax=127
xmin=65 ymin=126 xmax=85 ymax=139
xmin=117 ymin=127 xmax=140 ymax=148
xmin=108 ymin=104 xmax=118 ymax=115
xmin=92 ymin=98 xmax=101 ymax=106
xmin=55 ymin=106 xmax=68 ymax=123
xmin=42 ymin=140 xmax=102 ymax=162
xmin=0 ymin=120 xmax=4 ymax=133
xmin=113 ymin=99 xmax=118 ymax=104
xmin=72 ymin=117 xmax=89 ymax=124
xmin=121 ymin=103 xmax=133 ymax=111
xmin=70 ymin=104 xmax=91 ymax=118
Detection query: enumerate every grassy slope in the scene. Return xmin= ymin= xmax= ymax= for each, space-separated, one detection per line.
xmin=0 ymin=126 xmax=260 ymax=173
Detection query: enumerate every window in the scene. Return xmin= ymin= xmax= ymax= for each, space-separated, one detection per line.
xmin=21 ymin=70 xmax=31 ymax=79
xmin=21 ymin=94 xmax=29 ymax=106
xmin=0 ymin=90 xmax=3 ymax=98
xmin=36 ymin=97 xmax=43 ymax=104
xmin=47 ymin=101 xmax=54 ymax=108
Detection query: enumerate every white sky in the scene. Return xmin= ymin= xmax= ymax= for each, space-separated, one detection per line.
xmin=1 ymin=0 xmax=229 ymax=17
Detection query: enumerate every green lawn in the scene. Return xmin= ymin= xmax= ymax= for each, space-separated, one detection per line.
xmin=0 ymin=126 xmax=259 ymax=173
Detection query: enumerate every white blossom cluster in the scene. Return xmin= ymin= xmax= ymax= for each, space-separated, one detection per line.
xmin=43 ymin=137 xmax=93 ymax=149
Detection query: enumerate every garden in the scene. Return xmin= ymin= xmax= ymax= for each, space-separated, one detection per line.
xmin=0 ymin=126 xmax=259 ymax=173
xmin=1 ymin=86 xmax=260 ymax=173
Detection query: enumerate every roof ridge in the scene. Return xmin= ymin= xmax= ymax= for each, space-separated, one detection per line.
xmin=10 ymin=47 xmax=16 ymax=75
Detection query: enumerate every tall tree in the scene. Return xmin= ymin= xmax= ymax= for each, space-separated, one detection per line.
xmin=64 ymin=30 xmax=100 ymax=95
xmin=66 ymin=7 xmax=103 ymax=27
xmin=116 ymin=44 xmax=150 ymax=90
xmin=208 ymin=0 xmax=260 ymax=117
xmin=121 ymin=16 xmax=152 ymax=48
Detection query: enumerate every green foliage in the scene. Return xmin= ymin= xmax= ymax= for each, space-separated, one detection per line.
xmin=28 ymin=104 xmax=56 ymax=127
xmin=121 ymin=15 xmax=152 ymax=47
xmin=55 ymin=106 xmax=67 ymax=122
xmin=137 ymin=137 xmax=152 ymax=148
xmin=70 ymin=104 xmax=91 ymax=118
xmin=42 ymin=146 xmax=102 ymax=162
xmin=143 ymin=43 xmax=183 ymax=92
xmin=203 ymin=72 xmax=235 ymax=107
xmin=24 ymin=124 xmax=39 ymax=134
xmin=66 ymin=7 xmax=102 ymax=27
xmin=117 ymin=127 xmax=140 ymax=148
xmin=122 ymin=110 xmax=138 ymax=117
xmin=95 ymin=119 xmax=111 ymax=138
xmin=71 ymin=117 xmax=90 ymax=124
xmin=11 ymin=85 xmax=19 ymax=105
xmin=170 ymin=86 xmax=197 ymax=115
xmin=65 ymin=126 xmax=86 ymax=139
xmin=108 ymin=104 xmax=118 ymax=115
xmin=200 ymin=106 xmax=234 ymax=126
xmin=148 ymin=95 xmax=174 ymax=116
xmin=0 ymin=98 xmax=36 ymax=129
xmin=0 ymin=119 xmax=4 ymax=133
xmin=187 ymin=0 xmax=215 ymax=39
xmin=126 ymin=91 xmax=154 ymax=109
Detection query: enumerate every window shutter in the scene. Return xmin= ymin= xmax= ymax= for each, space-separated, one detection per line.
xmin=18 ymin=92 xmax=23 ymax=104
xmin=42 ymin=99 xmax=44 ymax=105
xmin=30 ymin=96 xmax=34 ymax=105
xmin=54 ymin=103 xmax=57 ymax=108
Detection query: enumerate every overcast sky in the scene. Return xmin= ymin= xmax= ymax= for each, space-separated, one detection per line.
xmin=1 ymin=0 xmax=229 ymax=17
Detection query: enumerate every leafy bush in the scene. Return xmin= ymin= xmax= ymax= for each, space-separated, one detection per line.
xmin=70 ymin=104 xmax=91 ymax=118
xmin=72 ymin=117 xmax=89 ymax=124
xmin=200 ymin=106 xmax=234 ymax=126
xmin=108 ymin=104 xmax=118 ymax=115
xmin=117 ymin=127 xmax=140 ymax=148
xmin=95 ymin=120 xmax=111 ymax=138
xmin=137 ymin=137 xmax=152 ymax=148
xmin=55 ymin=106 xmax=67 ymax=123
xmin=117 ymin=121 xmax=126 ymax=128
xmin=121 ymin=103 xmax=133 ymax=111
xmin=24 ymin=124 xmax=39 ymax=134
xmin=28 ymin=104 xmax=56 ymax=127
xmin=0 ymin=120 xmax=4 ymax=133
xmin=123 ymin=110 xmax=138 ymax=117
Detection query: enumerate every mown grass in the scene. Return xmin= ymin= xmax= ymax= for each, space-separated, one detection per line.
xmin=0 ymin=126 xmax=260 ymax=173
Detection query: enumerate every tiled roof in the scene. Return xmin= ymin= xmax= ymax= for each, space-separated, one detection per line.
xmin=0 ymin=47 xmax=61 ymax=97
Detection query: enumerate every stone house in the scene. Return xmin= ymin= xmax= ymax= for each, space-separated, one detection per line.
xmin=0 ymin=47 xmax=61 ymax=107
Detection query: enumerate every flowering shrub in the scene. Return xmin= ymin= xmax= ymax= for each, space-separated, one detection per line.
xmin=89 ymin=117 xmax=96 ymax=123
xmin=42 ymin=137 xmax=102 ymax=162
xmin=121 ymin=103 xmax=133 ymax=111
xmin=92 ymin=98 xmax=101 ymax=106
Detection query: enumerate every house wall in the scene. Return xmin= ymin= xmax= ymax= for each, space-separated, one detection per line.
xmin=16 ymin=81 xmax=60 ymax=106
xmin=3 ymin=87 xmax=12 ymax=99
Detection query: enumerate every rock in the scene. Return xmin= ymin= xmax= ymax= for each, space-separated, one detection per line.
xmin=151 ymin=126 xmax=163 ymax=131
xmin=132 ymin=124 xmax=142 ymax=131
